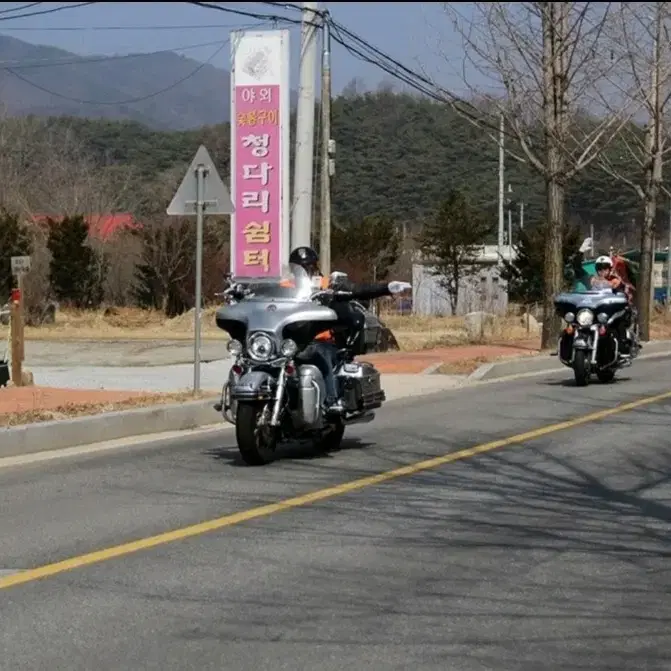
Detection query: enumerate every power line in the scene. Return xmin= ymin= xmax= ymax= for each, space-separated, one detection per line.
xmin=0 ymin=2 xmax=96 ymax=22
xmin=0 ymin=23 xmax=253 ymax=32
xmin=0 ymin=38 xmax=234 ymax=70
xmin=0 ymin=3 xmax=43 ymax=16
xmin=5 ymin=38 xmax=229 ymax=106
xmin=185 ymin=1 xmax=308 ymax=27
xmin=324 ymin=16 xmax=505 ymax=136
xmin=184 ymin=0 xmax=505 ymax=135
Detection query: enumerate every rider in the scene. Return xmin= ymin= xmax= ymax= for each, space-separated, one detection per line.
xmin=590 ymin=254 xmax=637 ymax=353
xmin=285 ymin=246 xmax=411 ymax=414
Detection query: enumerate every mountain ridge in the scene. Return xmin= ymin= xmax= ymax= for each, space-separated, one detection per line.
xmin=0 ymin=33 xmax=295 ymax=130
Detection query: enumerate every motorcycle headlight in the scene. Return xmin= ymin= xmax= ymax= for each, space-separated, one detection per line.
xmin=227 ymin=339 xmax=242 ymax=355
xmin=247 ymin=332 xmax=273 ymax=361
xmin=597 ymin=312 xmax=608 ymax=324
xmin=576 ymin=309 xmax=594 ymax=327
xmin=280 ymin=338 xmax=298 ymax=357
xmin=564 ymin=311 xmax=575 ymax=323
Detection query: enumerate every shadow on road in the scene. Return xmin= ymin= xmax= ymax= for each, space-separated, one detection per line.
xmin=204 ymin=436 xmax=376 ymax=467
xmin=182 ymin=415 xmax=671 ymax=670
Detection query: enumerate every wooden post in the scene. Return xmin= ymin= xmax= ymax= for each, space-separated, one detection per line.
xmin=10 ymin=287 xmax=22 ymax=387
xmin=17 ymin=273 xmax=25 ymax=362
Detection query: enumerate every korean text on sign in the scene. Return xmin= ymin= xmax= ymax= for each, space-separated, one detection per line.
xmin=233 ymin=84 xmax=283 ymax=278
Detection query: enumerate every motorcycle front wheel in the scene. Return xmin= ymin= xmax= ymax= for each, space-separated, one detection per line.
xmin=573 ymin=350 xmax=590 ymax=387
xmin=236 ymin=402 xmax=277 ymax=465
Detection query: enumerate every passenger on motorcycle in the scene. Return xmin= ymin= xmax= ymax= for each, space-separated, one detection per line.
xmin=590 ymin=255 xmax=637 ymax=353
xmin=284 ymin=246 xmax=410 ymax=415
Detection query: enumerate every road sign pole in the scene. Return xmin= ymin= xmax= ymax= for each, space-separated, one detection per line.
xmin=194 ymin=165 xmax=205 ymax=395
xmin=165 ymin=145 xmax=234 ymax=395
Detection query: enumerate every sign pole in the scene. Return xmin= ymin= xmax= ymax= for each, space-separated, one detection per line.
xmin=166 ymin=144 xmax=234 ymax=396
xmin=17 ymin=272 xmax=25 ymax=362
xmin=9 ymin=256 xmax=31 ymax=387
xmin=194 ymin=164 xmax=205 ymax=395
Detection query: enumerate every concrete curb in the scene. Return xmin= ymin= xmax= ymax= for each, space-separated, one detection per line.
xmin=468 ymin=339 xmax=671 ymax=382
xmin=0 ymin=399 xmax=222 ymax=459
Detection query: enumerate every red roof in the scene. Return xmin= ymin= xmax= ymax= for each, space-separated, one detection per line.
xmin=30 ymin=213 xmax=142 ymax=241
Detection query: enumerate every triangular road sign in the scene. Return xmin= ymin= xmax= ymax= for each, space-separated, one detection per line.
xmin=167 ymin=145 xmax=234 ymax=216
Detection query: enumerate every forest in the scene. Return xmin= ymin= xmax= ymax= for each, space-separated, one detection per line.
xmin=41 ymin=90 xmax=651 ymax=245
xmin=0 ymin=89 xmax=663 ymax=321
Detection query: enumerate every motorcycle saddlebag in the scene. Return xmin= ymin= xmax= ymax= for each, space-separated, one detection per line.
xmin=336 ymin=361 xmax=385 ymax=412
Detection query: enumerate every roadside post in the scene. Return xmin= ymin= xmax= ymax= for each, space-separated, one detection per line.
xmin=10 ymin=255 xmax=30 ymax=386
xmin=167 ymin=145 xmax=234 ymax=394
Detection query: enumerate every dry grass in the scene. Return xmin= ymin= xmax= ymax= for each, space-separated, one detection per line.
xmin=23 ymin=306 xmax=224 ymax=342
xmin=3 ymin=390 xmax=218 ymax=428
xmin=381 ymin=312 xmax=540 ymax=351
xmin=436 ymin=356 xmax=493 ymax=375
xmin=18 ymin=305 xmax=671 ymax=352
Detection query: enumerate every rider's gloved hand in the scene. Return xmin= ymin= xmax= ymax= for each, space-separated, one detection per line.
xmin=388 ymin=281 xmax=412 ymax=294
xmin=579 ymin=237 xmax=593 ymax=254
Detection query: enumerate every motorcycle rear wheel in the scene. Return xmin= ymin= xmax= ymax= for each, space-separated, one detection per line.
xmin=573 ymin=350 xmax=590 ymax=387
xmin=236 ymin=402 xmax=277 ymax=466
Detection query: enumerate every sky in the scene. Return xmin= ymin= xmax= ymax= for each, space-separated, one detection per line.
xmin=0 ymin=1 xmax=474 ymax=97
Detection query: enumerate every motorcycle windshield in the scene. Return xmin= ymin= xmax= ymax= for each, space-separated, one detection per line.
xmin=236 ymin=263 xmax=317 ymax=302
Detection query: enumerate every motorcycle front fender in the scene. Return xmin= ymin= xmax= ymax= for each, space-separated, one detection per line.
xmin=230 ymin=370 xmax=276 ymax=401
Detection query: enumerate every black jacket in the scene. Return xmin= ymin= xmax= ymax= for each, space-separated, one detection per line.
xmin=331 ymin=277 xmax=391 ymax=302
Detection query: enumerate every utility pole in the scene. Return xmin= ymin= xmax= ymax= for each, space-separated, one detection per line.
xmin=507 ymin=183 xmax=513 ymax=251
xmin=319 ymin=14 xmax=333 ymax=275
xmin=292 ymin=1 xmax=320 ymax=251
xmin=497 ymin=113 xmax=505 ymax=266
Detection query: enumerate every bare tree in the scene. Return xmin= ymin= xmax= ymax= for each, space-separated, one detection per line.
xmin=437 ymin=2 xmax=635 ymax=346
xmin=598 ymin=2 xmax=671 ymax=339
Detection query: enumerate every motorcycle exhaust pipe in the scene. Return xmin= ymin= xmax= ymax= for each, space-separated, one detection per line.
xmin=344 ymin=411 xmax=375 ymax=426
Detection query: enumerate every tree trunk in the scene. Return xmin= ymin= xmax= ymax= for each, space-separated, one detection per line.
xmin=637 ymin=11 xmax=664 ymax=342
xmin=638 ymin=201 xmax=655 ymax=341
xmin=542 ymin=174 xmax=564 ymax=348
xmin=540 ymin=1 xmax=567 ymax=350
xmin=449 ymin=283 xmax=458 ymax=315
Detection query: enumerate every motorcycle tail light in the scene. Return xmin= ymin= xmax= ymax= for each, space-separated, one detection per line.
xmin=599 ymin=326 xmax=606 ymax=336
xmin=232 ymin=364 xmax=243 ymax=376
xmin=565 ymin=326 xmax=574 ymax=335
xmin=285 ymin=364 xmax=295 ymax=375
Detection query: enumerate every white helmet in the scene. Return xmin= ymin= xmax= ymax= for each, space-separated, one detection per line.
xmin=595 ymin=255 xmax=612 ymax=269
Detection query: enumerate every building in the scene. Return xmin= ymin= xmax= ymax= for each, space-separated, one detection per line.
xmin=412 ymin=245 xmax=516 ymax=316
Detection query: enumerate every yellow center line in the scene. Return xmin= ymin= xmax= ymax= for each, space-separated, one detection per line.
xmin=2 ymin=389 xmax=670 ymax=592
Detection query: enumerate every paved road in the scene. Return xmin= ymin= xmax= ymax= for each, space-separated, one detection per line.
xmin=1 ymin=360 xmax=671 ymax=670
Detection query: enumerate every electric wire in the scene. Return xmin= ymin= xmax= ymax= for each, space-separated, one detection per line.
xmin=0 ymin=2 xmax=95 ymax=22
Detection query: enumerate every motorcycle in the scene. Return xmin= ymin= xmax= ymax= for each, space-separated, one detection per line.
xmin=554 ymin=287 xmax=640 ymax=386
xmin=213 ymin=264 xmax=387 ymax=465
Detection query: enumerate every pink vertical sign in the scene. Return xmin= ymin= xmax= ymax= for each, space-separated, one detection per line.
xmin=230 ymin=30 xmax=290 ymax=279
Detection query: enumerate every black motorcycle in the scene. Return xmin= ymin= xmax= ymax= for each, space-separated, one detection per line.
xmin=554 ymin=288 xmax=640 ymax=386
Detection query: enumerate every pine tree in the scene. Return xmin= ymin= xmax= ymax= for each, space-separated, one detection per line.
xmin=47 ymin=215 xmax=106 ymax=308
xmin=0 ymin=210 xmax=32 ymax=298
